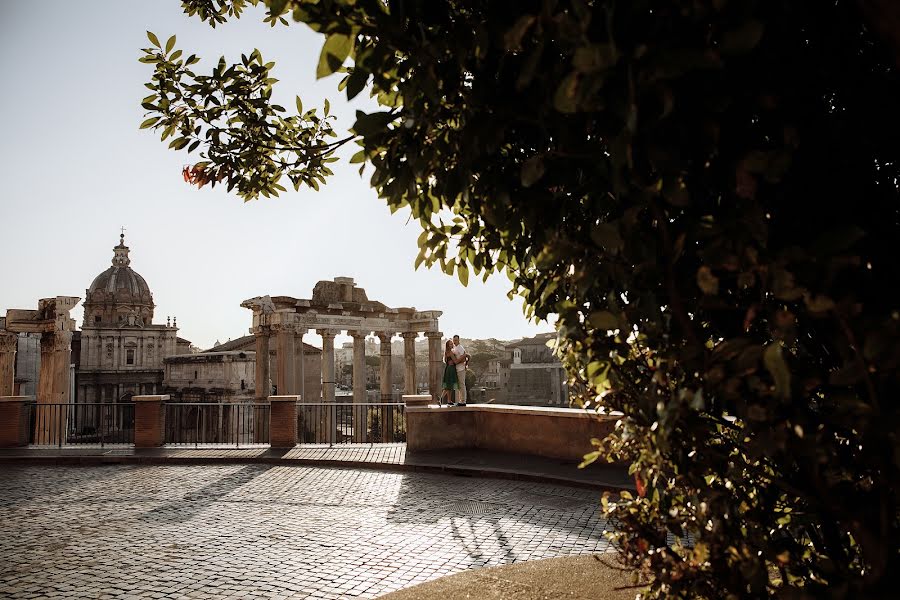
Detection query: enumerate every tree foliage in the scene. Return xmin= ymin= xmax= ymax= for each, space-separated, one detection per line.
xmin=142 ymin=1 xmax=900 ymax=597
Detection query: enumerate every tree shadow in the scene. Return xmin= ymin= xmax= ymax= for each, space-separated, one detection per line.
xmin=385 ymin=471 xmax=611 ymax=568
xmin=138 ymin=464 xmax=270 ymax=524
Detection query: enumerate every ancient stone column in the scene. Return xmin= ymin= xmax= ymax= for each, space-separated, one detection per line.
xmin=35 ymin=330 xmax=73 ymax=445
xmin=401 ymin=332 xmax=418 ymax=396
xmin=254 ymin=327 xmax=271 ymax=402
xmin=0 ymin=331 xmax=17 ymax=397
xmin=275 ymin=323 xmax=296 ymax=395
xmin=377 ymin=332 xmax=394 ymax=442
xmin=425 ymin=331 xmax=443 ymax=402
xmin=319 ymin=329 xmax=337 ymax=443
xmin=294 ymin=330 xmax=306 ymax=402
xmin=350 ymin=331 xmax=367 ymax=442
xmin=319 ymin=329 xmax=336 ymax=404
xmin=377 ymin=333 xmax=393 ymax=404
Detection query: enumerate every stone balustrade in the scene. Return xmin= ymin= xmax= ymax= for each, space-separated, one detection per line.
xmin=403 ymin=400 xmax=618 ymax=462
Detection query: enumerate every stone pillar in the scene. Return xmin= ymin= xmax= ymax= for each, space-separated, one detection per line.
xmin=425 ymin=332 xmax=443 ymax=402
xmin=275 ymin=324 xmax=296 ymax=395
xmin=350 ymin=331 xmax=367 ymax=442
xmin=377 ymin=332 xmax=394 ymax=442
xmin=254 ymin=328 xmax=271 ymax=402
xmin=402 ymin=332 xmax=418 ymax=396
xmin=34 ymin=331 xmax=72 ymax=445
xmin=295 ymin=330 xmax=306 ymax=401
xmin=134 ymin=394 xmax=168 ymax=448
xmin=0 ymin=396 xmax=32 ymax=447
xmin=319 ymin=329 xmax=337 ymax=404
xmin=318 ymin=329 xmax=337 ymax=443
xmin=269 ymin=395 xmax=298 ymax=448
xmin=0 ymin=331 xmax=17 ymax=397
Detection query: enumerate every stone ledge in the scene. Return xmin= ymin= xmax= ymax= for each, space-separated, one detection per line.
xmin=0 ymin=396 xmax=33 ymax=403
xmin=132 ymin=395 xmax=170 ymax=402
xmin=405 ymin=403 xmax=620 ymax=420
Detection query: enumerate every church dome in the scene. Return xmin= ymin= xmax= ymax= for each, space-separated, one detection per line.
xmin=83 ymin=233 xmax=155 ymax=327
xmin=89 ymin=266 xmax=151 ymax=297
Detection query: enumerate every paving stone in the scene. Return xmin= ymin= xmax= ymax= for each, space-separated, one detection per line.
xmin=0 ymin=465 xmax=614 ymax=599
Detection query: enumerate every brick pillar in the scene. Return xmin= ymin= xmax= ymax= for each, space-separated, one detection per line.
xmin=269 ymin=395 xmax=298 ymax=448
xmin=0 ymin=396 xmax=32 ymax=447
xmin=134 ymin=394 xmax=168 ymax=448
xmin=0 ymin=331 xmax=17 ymax=397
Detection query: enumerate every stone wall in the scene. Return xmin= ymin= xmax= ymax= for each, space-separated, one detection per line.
xmin=405 ymin=403 xmax=617 ymax=462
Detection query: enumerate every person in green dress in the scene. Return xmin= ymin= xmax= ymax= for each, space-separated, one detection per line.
xmin=440 ymin=339 xmax=464 ymax=406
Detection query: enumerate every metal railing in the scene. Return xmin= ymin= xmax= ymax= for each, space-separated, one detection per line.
xmin=164 ymin=403 xmax=270 ymax=447
xmin=29 ymin=402 xmax=135 ymax=447
xmin=298 ymin=403 xmax=406 ymax=444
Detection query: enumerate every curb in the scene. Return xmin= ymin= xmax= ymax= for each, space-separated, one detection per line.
xmin=0 ymin=455 xmax=633 ymax=493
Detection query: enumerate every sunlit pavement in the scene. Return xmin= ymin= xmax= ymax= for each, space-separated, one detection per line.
xmin=0 ymin=465 xmax=614 ymax=599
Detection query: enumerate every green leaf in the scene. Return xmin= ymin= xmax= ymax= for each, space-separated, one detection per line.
xmin=147 ymin=31 xmax=160 ymax=48
xmin=589 ymin=311 xmax=619 ymax=331
xmin=295 ymin=96 xmax=303 ymax=114
xmin=165 ymin=35 xmax=176 ymax=53
xmin=349 ymin=150 xmax=366 ymax=164
xmin=457 ymin=262 xmax=469 ymax=286
xmin=503 ymin=14 xmax=535 ymax=51
xmin=139 ymin=117 xmax=160 ymax=129
xmin=352 ymin=110 xmax=395 ymax=136
xmin=579 ymin=450 xmax=601 ymax=469
xmin=346 ymin=68 xmax=368 ymax=100
xmin=553 ymin=72 xmax=579 ymax=114
xmin=763 ymin=343 xmax=791 ymax=400
xmin=521 ymin=155 xmax=545 ymax=187
xmin=316 ymin=33 xmax=353 ymax=79
xmin=590 ymin=222 xmax=623 ymax=253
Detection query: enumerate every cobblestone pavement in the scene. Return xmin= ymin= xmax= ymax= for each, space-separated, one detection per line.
xmin=0 ymin=465 xmax=614 ymax=599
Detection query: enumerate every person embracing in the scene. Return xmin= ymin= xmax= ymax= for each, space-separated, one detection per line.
xmin=439 ymin=339 xmax=461 ymax=406
xmin=451 ymin=335 xmax=470 ymax=406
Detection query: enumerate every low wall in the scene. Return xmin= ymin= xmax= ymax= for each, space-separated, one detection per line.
xmin=405 ymin=403 xmax=617 ymax=462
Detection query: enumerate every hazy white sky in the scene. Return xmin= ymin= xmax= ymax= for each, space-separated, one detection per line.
xmin=0 ymin=1 xmax=553 ymax=350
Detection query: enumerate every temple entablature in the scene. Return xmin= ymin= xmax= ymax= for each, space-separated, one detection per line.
xmin=242 ymin=277 xmax=444 ymax=401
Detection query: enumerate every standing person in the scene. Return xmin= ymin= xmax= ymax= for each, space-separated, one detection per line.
xmin=439 ymin=340 xmax=460 ymax=406
xmin=451 ymin=335 xmax=470 ymax=406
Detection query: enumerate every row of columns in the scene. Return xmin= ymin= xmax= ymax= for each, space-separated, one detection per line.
xmin=0 ymin=329 xmax=74 ymax=445
xmin=251 ymin=327 xmax=446 ymax=403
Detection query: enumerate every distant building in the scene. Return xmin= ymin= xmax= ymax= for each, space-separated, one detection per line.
xmin=503 ymin=333 xmax=568 ymax=406
xmin=76 ymin=234 xmax=190 ymax=405
xmin=162 ymin=351 xmax=256 ymax=403
xmin=206 ymin=335 xmax=322 ymax=401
